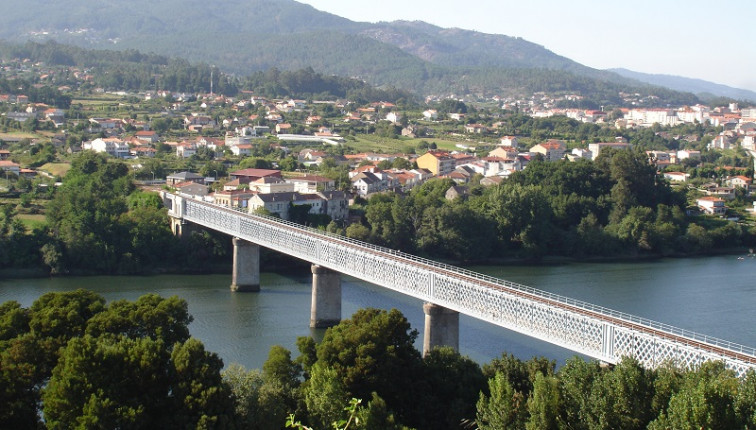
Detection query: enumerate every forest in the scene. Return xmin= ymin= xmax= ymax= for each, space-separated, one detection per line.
xmin=0 ymin=40 xmax=699 ymax=108
xmin=1 ymin=291 xmax=755 ymax=429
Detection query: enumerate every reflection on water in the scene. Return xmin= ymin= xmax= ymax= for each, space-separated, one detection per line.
xmin=1 ymin=255 xmax=754 ymax=370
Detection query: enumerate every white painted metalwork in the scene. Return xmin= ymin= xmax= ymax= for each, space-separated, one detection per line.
xmin=163 ymin=192 xmax=756 ymax=376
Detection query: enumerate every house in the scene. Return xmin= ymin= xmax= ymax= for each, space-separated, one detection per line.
xmin=175 ymin=181 xmax=208 ymax=196
xmin=247 ymin=176 xmax=295 ymax=194
xmin=230 ymin=144 xmax=252 ymax=156
xmin=422 ymin=109 xmax=438 ymax=120
xmin=464 ymin=124 xmax=488 ymax=134
xmin=385 ymin=112 xmax=402 ymax=124
xmin=677 ymin=149 xmax=701 ymax=161
xmin=488 ymin=146 xmax=519 ymax=160
xmin=0 ymin=150 xmax=10 ymax=160
xmin=416 ymin=151 xmax=455 ymax=176
xmin=726 ymin=176 xmax=752 ymax=190
xmin=697 ymin=197 xmax=726 ymax=215
xmin=351 ymin=171 xmax=386 ymax=196
xmin=318 ymin=190 xmax=350 ymax=220
xmin=176 ymin=142 xmax=197 ymax=158
xmin=135 ymin=130 xmax=159 ymax=144
xmin=0 ymin=160 xmax=21 ymax=175
xmin=83 ymin=138 xmax=130 ymax=158
xmin=706 ymin=187 xmax=736 ymax=200
xmin=286 ymin=174 xmax=336 ymax=193
xmin=445 ymin=185 xmax=469 ymax=201
xmin=530 ymin=140 xmax=566 ymax=162
xmin=249 ymin=192 xmax=298 ymax=218
xmin=131 ymin=146 xmax=157 ymax=158
xmin=708 ymin=134 xmax=733 ymax=150
xmin=588 ymin=142 xmax=631 ymax=160
xmin=499 ymin=136 xmax=519 ymax=147
xmin=663 ymin=172 xmax=690 ymax=182
xmin=184 ymin=114 xmax=216 ymax=131
xmin=166 ymin=171 xmax=205 ymax=186
xmin=230 ymin=168 xmax=282 ymax=182
xmin=480 ymin=176 xmax=504 ymax=187
xmin=213 ymin=189 xmax=256 ymax=208
xmin=275 ymin=123 xmax=292 ymax=134
xmin=571 ymin=148 xmax=593 ymax=160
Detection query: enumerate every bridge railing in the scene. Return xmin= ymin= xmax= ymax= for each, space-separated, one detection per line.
xmin=176 ymin=194 xmax=756 ymax=361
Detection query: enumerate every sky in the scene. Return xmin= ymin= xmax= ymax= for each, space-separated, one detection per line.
xmin=297 ymin=0 xmax=756 ymax=93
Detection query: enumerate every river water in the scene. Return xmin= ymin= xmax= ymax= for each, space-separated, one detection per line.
xmin=1 ymin=255 xmax=754 ymax=370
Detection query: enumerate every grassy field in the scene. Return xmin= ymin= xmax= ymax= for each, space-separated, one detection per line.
xmin=16 ymin=213 xmax=47 ymax=230
xmin=0 ymin=132 xmax=39 ymax=140
xmin=39 ymin=162 xmax=71 ymax=177
xmin=343 ymin=134 xmax=489 ymax=154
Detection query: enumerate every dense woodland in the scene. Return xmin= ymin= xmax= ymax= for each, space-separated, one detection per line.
xmin=2 ymin=292 xmax=755 ymax=429
xmin=0 ymin=40 xmax=698 ymax=107
xmin=1 ymin=152 xmax=229 ymax=274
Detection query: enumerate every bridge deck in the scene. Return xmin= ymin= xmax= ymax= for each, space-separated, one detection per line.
xmin=164 ymin=192 xmax=756 ymax=376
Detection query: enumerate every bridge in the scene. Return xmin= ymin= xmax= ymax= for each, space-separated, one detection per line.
xmin=162 ymin=191 xmax=756 ymax=377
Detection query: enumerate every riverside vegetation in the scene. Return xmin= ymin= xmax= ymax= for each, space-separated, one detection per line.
xmin=1 ymin=290 xmax=756 ymax=429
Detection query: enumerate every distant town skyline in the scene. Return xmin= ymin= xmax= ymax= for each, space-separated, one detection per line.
xmin=297 ymin=0 xmax=756 ymax=94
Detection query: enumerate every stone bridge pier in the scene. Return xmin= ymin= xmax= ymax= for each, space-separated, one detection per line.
xmin=231 ymin=238 xmax=260 ymax=292
xmin=310 ymin=264 xmax=342 ymax=328
xmin=423 ymin=303 xmax=459 ymax=356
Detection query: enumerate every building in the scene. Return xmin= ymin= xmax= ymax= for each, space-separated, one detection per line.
xmin=167 ymin=171 xmax=205 ymax=186
xmin=697 ymin=196 xmax=726 ymax=215
xmin=230 ymin=168 xmax=283 ymax=182
xmin=0 ymin=160 xmax=21 ymax=176
xmin=663 ymin=172 xmax=689 ymax=182
xmin=588 ymin=142 xmax=631 ymax=160
xmin=529 ymin=140 xmax=566 ymax=162
xmin=286 ymin=174 xmax=336 ymax=193
xmin=83 ymin=138 xmax=130 ymax=158
xmin=416 ymin=151 xmax=455 ymax=176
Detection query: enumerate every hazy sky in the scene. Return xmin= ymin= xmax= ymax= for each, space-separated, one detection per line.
xmin=297 ymin=0 xmax=756 ymax=92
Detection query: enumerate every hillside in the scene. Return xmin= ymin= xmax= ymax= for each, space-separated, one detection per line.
xmin=0 ymin=0 xmax=703 ymax=104
xmin=610 ymin=68 xmax=756 ymax=103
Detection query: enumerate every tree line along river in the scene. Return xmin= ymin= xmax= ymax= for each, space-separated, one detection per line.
xmin=1 ymin=254 xmax=754 ymax=370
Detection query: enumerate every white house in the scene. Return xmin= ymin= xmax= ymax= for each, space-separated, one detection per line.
xmin=697 ymin=196 xmax=726 ymax=215
xmin=84 ymin=138 xmax=130 ymax=158
xmin=385 ymin=112 xmax=402 ymax=124
xmin=231 ymin=144 xmax=253 ymax=157
xmin=663 ymin=171 xmax=690 ymax=182
xmin=422 ymin=109 xmax=438 ymax=120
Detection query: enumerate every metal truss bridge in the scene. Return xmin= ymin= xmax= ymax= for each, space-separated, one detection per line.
xmin=163 ymin=192 xmax=756 ymax=376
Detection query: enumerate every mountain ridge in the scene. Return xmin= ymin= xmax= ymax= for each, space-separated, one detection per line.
xmin=0 ymin=0 xmax=747 ymax=103
xmin=610 ymin=68 xmax=756 ymax=103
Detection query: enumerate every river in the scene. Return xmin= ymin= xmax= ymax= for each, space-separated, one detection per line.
xmin=1 ymin=254 xmax=754 ymax=370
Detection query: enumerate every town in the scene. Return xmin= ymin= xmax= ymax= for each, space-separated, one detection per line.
xmin=1 ymin=60 xmax=755 ymax=223
xmin=1 ymin=52 xmax=756 ymax=264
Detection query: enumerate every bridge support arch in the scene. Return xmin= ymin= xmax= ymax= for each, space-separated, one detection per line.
xmin=423 ymin=302 xmax=459 ymax=356
xmin=231 ymin=238 xmax=260 ymax=292
xmin=310 ymin=264 xmax=341 ymax=328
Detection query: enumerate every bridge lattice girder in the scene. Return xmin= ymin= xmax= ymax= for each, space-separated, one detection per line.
xmin=165 ymin=192 xmax=756 ymax=377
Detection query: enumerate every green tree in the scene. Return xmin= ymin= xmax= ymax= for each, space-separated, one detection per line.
xmin=43 ymin=335 xmax=171 ymax=429
xmin=476 ymin=371 xmax=527 ymax=430
xmin=315 ymin=308 xmax=424 ymax=427
xmin=85 ymin=294 xmax=192 ymax=346
xmin=304 ymin=363 xmax=349 ymax=429
xmin=421 ymin=346 xmax=486 ymax=429
xmin=525 ymin=372 xmax=560 ymax=430
xmin=587 ymin=357 xmax=654 ymax=430
xmin=648 ymin=361 xmax=740 ymax=430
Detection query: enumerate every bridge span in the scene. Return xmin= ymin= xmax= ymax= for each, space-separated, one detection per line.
xmin=162 ymin=192 xmax=756 ymax=376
